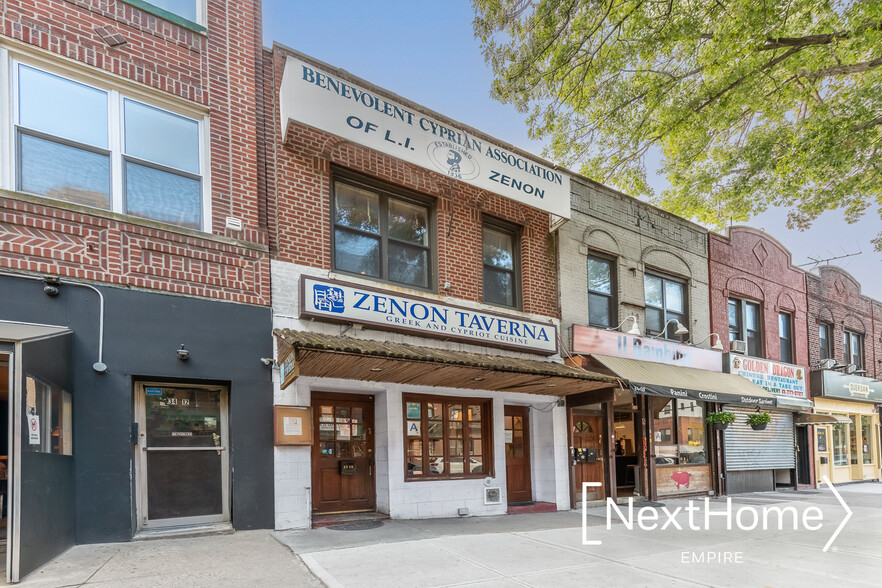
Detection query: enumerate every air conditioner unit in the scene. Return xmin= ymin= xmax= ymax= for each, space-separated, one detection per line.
xmin=730 ymin=340 xmax=747 ymax=354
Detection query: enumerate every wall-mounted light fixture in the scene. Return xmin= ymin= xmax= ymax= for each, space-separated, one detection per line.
xmin=607 ymin=315 xmax=641 ymax=336
xmin=689 ymin=333 xmax=724 ymax=351
xmin=176 ymin=344 xmax=190 ymax=361
xmin=43 ymin=277 xmax=61 ymax=297
xmin=650 ymin=319 xmax=689 ymax=340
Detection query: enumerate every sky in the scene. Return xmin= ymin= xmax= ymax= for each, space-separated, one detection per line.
xmin=262 ymin=0 xmax=881 ymax=300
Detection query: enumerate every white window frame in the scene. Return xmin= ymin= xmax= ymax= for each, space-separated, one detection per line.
xmin=1 ymin=52 xmax=211 ymax=232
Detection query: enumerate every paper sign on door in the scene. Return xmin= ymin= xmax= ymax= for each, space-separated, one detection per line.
xmin=28 ymin=415 xmax=40 ymax=445
xmin=407 ymin=421 xmax=421 ymax=436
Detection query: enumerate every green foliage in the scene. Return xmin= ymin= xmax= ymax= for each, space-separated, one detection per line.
xmin=473 ymin=0 xmax=882 ymax=246
xmin=705 ymin=411 xmax=737 ymax=425
xmin=746 ymin=411 xmax=773 ymax=425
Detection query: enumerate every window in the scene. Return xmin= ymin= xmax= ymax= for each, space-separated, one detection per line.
xmin=587 ymin=255 xmax=615 ymax=328
xmin=832 ymin=420 xmax=848 ymax=466
xmin=23 ymin=375 xmax=72 ymax=455
xmin=779 ymin=312 xmax=793 ymax=363
xmin=332 ymin=175 xmax=432 ymax=289
xmin=482 ymin=220 xmax=520 ymax=308
xmin=129 ymin=1 xmax=202 ymax=24
xmin=403 ymin=394 xmax=492 ymax=480
xmin=819 ymin=323 xmax=832 ymax=361
xmin=651 ymin=398 xmax=706 ymax=464
xmin=644 ymin=273 xmax=687 ymax=340
xmin=728 ymin=298 xmax=762 ymax=356
xmin=843 ymin=331 xmax=864 ymax=370
xmin=13 ymin=64 xmax=204 ymax=229
xmin=861 ymin=416 xmax=874 ymax=465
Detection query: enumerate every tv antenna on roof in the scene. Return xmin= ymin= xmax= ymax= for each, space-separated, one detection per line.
xmin=797 ymin=249 xmax=861 ymax=269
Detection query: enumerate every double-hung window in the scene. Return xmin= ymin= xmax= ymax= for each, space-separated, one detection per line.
xmin=843 ymin=331 xmax=864 ymax=370
xmin=482 ymin=219 xmax=520 ymax=308
xmin=819 ymin=323 xmax=833 ymax=361
xmin=728 ymin=298 xmax=762 ymax=356
xmin=13 ymin=63 xmax=205 ymax=230
xmin=587 ymin=255 xmax=615 ymax=328
xmin=332 ymin=174 xmax=432 ymax=290
xmin=403 ymin=394 xmax=492 ymax=481
xmin=644 ymin=273 xmax=687 ymax=340
xmin=779 ymin=312 xmax=794 ymax=363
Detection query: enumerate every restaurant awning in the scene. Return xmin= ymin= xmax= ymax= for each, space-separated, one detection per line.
xmin=795 ymin=413 xmax=852 ymax=425
xmin=273 ymin=329 xmax=618 ymax=396
xmin=585 ymin=354 xmax=779 ymax=407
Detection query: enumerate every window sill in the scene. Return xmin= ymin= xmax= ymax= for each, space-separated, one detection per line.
xmin=120 ymin=0 xmax=207 ymax=34
xmin=404 ymin=475 xmax=489 ymax=483
xmin=0 ymin=188 xmax=268 ymax=252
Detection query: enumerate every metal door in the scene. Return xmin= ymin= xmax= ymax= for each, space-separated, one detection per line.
xmin=6 ymin=332 xmax=75 ymax=582
xmin=135 ymin=383 xmax=230 ymax=529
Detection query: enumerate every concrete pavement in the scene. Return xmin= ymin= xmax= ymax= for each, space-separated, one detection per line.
xmin=8 ymin=482 xmax=881 ymax=587
xmin=11 ymin=530 xmax=322 ymax=588
xmin=277 ymin=483 xmax=882 ymax=587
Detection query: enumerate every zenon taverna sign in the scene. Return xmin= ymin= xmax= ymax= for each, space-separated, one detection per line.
xmin=279 ymin=55 xmax=572 ymax=219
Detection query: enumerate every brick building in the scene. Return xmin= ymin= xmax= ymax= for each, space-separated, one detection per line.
xmin=0 ymin=1 xmax=274 ymax=579
xmin=708 ymin=227 xmax=814 ymax=493
xmin=557 ymin=180 xmax=778 ymax=502
xmin=263 ymin=46 xmax=616 ymax=529
xmin=805 ymin=266 xmax=881 ymax=485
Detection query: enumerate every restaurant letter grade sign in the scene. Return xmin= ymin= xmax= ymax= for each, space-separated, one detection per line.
xmin=300 ymin=276 xmax=558 ymax=355
xmin=280 ymin=56 xmax=571 ymax=219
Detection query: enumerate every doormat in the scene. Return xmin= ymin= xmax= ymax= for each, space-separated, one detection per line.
xmin=327 ymin=520 xmax=385 ymax=531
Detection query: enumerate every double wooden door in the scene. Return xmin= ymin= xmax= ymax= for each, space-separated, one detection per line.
xmin=312 ymin=393 xmax=375 ymax=514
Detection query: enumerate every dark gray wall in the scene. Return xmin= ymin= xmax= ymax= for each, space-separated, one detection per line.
xmin=0 ymin=275 xmax=274 ymax=544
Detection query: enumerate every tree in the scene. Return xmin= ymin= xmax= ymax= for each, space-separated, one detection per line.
xmin=473 ymin=0 xmax=882 ymax=248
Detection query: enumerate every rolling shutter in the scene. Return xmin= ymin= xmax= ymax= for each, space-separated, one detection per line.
xmin=723 ymin=407 xmax=795 ymax=471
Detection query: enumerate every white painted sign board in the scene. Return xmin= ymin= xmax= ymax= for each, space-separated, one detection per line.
xmin=280 ymin=56 xmax=571 ymax=218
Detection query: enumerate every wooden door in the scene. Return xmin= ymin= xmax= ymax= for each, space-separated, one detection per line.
xmin=505 ymin=406 xmax=532 ymax=503
xmin=312 ymin=393 xmax=375 ymax=514
xmin=573 ymin=414 xmax=605 ymax=501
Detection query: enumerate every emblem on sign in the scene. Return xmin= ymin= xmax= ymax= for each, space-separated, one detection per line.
xmin=313 ymin=285 xmax=345 ymax=313
xmin=427 ymin=141 xmax=479 ymax=180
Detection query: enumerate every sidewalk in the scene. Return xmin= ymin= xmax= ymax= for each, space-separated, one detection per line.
xmin=10 ymin=530 xmax=322 ymax=588
xmin=9 ymin=483 xmax=882 ymax=587
xmin=277 ymin=484 xmax=882 ymax=587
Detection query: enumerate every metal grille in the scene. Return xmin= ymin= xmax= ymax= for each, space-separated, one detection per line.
xmin=723 ymin=407 xmax=795 ymax=471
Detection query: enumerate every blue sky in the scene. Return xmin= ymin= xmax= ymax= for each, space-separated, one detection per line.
xmin=262 ymin=0 xmax=881 ymax=299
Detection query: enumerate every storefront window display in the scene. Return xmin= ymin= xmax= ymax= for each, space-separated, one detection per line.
xmin=651 ymin=399 xmax=707 ymax=465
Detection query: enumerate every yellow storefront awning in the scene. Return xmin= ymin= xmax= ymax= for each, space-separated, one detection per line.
xmin=586 ymin=354 xmax=779 ymax=407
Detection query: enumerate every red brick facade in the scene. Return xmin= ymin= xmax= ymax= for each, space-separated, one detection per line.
xmin=0 ymin=0 xmax=270 ymax=305
xmin=264 ymin=48 xmax=559 ymax=319
xmin=708 ymin=227 xmax=809 ymax=368
xmin=806 ymin=266 xmax=881 ymax=379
